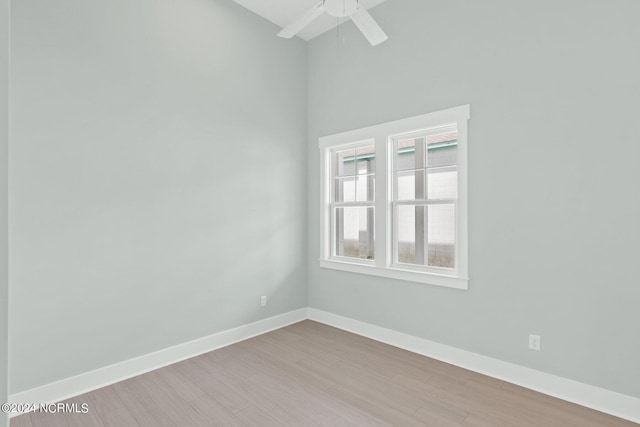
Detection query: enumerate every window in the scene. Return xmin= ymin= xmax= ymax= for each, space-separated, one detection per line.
xmin=332 ymin=143 xmax=376 ymax=261
xmin=319 ymin=105 xmax=469 ymax=289
xmin=392 ymin=127 xmax=458 ymax=271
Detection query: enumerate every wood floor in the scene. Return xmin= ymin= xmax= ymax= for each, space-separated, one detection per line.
xmin=11 ymin=320 xmax=638 ymax=427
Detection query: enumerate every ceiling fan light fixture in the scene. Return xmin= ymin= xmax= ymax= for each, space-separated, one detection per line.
xmin=323 ymin=0 xmax=359 ymax=18
xmin=277 ymin=0 xmax=388 ymax=46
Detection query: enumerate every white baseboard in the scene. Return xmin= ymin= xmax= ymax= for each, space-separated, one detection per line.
xmin=9 ymin=306 xmax=639 ymax=424
xmin=307 ymin=308 xmax=640 ymax=424
xmin=8 ymin=308 xmax=308 ymax=417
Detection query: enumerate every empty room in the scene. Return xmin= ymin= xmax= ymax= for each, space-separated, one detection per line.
xmin=1 ymin=0 xmax=639 ymax=426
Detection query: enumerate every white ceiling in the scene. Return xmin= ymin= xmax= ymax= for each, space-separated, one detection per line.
xmin=232 ymin=0 xmax=389 ymax=41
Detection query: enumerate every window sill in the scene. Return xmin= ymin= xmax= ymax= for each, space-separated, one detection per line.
xmin=319 ymin=259 xmax=468 ymax=290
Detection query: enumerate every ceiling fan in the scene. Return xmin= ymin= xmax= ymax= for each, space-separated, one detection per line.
xmin=277 ymin=0 xmax=388 ymax=46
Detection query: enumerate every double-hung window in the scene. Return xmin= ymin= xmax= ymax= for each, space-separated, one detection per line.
xmin=319 ymin=105 xmax=470 ymax=290
xmin=332 ymin=143 xmax=376 ymax=261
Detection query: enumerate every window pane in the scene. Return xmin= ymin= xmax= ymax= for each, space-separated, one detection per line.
xmin=427 ymin=132 xmax=457 ymax=167
xmin=356 ymin=174 xmax=375 ymax=202
xmin=397 ymin=170 xmax=425 ymax=200
xmin=427 ymin=204 xmax=455 ymax=268
xmin=397 ymin=205 xmax=423 ymax=265
xmin=396 ymin=204 xmax=455 ymax=268
xmin=427 ymin=167 xmax=457 ymax=200
xmin=335 ymin=177 xmax=356 ymax=202
xmin=396 ymin=137 xmax=425 ymax=170
xmin=335 ymin=207 xmax=375 ymax=260
xmin=336 ymin=149 xmax=356 ymax=176
xmin=356 ymin=146 xmax=375 ymax=174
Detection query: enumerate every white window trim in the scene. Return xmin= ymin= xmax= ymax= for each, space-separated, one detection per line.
xmin=327 ymin=139 xmax=376 ymax=266
xmin=319 ymin=105 xmax=470 ymax=290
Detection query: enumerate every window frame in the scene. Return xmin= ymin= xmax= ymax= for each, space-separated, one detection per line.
xmin=319 ymin=105 xmax=470 ymax=290
xmin=328 ymin=139 xmax=376 ymax=265
xmin=390 ymin=124 xmax=459 ymax=275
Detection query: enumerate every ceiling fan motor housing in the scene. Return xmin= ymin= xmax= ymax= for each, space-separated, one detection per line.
xmin=323 ymin=0 xmax=359 ymax=18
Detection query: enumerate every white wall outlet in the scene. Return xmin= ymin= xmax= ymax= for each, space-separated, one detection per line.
xmin=260 ymin=296 xmax=267 ymax=307
xmin=529 ymin=334 xmax=541 ymax=351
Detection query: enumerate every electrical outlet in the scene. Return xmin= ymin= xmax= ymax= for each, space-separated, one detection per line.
xmin=529 ymin=334 xmax=541 ymax=351
xmin=261 ymin=296 xmax=267 ymax=307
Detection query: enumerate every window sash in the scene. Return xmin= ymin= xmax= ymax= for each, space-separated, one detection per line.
xmin=330 ymin=205 xmax=375 ymax=263
xmin=391 ymin=201 xmax=458 ymax=273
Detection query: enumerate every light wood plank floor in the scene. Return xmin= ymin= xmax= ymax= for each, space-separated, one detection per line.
xmin=11 ymin=320 xmax=638 ymax=426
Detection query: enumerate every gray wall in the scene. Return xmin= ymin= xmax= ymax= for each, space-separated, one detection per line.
xmin=307 ymin=0 xmax=640 ymax=398
xmin=0 ymin=0 xmax=8 ymax=423
xmin=10 ymin=0 xmax=307 ymax=393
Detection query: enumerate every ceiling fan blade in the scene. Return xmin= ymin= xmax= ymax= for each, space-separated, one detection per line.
xmin=277 ymin=1 xmax=325 ymax=39
xmin=350 ymin=6 xmax=388 ymax=46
